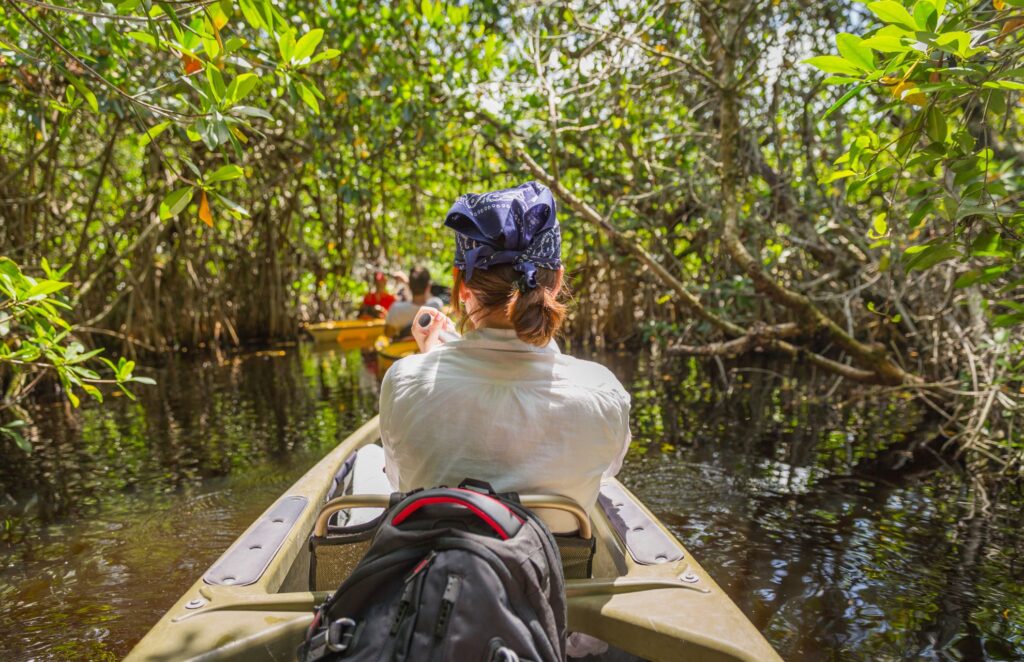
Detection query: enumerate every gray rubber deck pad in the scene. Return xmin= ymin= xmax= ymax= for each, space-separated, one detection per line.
xmin=598 ymin=483 xmax=683 ymax=565
xmin=204 ymin=495 xmax=308 ymax=586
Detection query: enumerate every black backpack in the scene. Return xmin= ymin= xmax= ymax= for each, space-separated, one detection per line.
xmin=299 ymin=480 xmax=567 ymax=662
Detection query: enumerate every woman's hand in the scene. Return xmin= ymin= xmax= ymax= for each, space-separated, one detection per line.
xmin=412 ymin=307 xmax=457 ymax=353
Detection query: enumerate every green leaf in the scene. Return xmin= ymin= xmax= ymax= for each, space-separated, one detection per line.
xmin=205 ymin=164 xmax=244 ymax=183
xmin=904 ymin=243 xmax=961 ymax=271
xmin=982 ymin=80 xmax=1024 ymax=91
xmin=230 ymin=105 xmax=274 ymax=120
xmin=65 ymin=73 xmax=99 ymax=113
xmin=238 ymin=0 xmax=263 ymax=29
xmin=867 ymin=1 xmax=920 ymax=30
xmin=836 ymin=33 xmax=875 ymax=71
xmin=139 ymin=121 xmax=171 ymax=147
xmin=213 ymin=192 xmax=250 ymax=218
xmin=81 ymin=383 xmax=103 ymax=402
xmin=861 ymin=35 xmax=910 ymax=52
xmin=293 ymin=28 xmax=324 ymax=62
xmin=1 ymin=423 xmax=31 ymax=453
xmin=993 ymin=312 xmax=1024 ymax=328
xmin=819 ymin=169 xmax=858 ymax=184
xmin=159 ymin=187 xmax=194 ymax=220
xmin=955 ymin=265 xmax=1009 ymax=288
xmin=872 ymin=213 xmax=888 ymax=237
xmin=310 ymin=48 xmax=342 ymax=64
xmin=823 ymin=83 xmax=868 ymax=119
xmin=934 ymin=31 xmax=969 ymax=54
xmin=25 ymin=280 xmax=70 ymax=299
xmin=225 ymin=73 xmax=259 ymax=104
xmin=278 ymin=30 xmax=296 ymax=62
xmin=913 ymin=2 xmax=937 ymax=32
xmin=206 ymin=66 xmax=226 ymax=101
xmin=296 ymin=81 xmax=320 ymax=114
xmin=803 ymin=56 xmax=866 ymax=76
xmin=125 ymin=30 xmax=159 ymax=46
xmin=925 ymin=106 xmax=947 ymax=144
xmin=129 ymin=376 xmax=157 ymax=385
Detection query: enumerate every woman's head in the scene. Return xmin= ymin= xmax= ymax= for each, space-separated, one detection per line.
xmin=443 ymin=182 xmax=566 ymax=346
xmin=453 ymin=264 xmax=566 ymax=346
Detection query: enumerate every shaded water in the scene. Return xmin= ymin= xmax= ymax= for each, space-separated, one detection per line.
xmin=0 ymin=345 xmax=1021 ymax=661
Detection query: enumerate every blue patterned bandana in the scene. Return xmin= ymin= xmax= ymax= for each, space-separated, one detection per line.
xmin=444 ymin=182 xmax=561 ymax=290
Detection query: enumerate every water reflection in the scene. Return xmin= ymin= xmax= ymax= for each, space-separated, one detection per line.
xmin=0 ymin=346 xmax=1021 ymax=661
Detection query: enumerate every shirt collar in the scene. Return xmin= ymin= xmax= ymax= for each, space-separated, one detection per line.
xmin=449 ymin=327 xmax=561 ymax=355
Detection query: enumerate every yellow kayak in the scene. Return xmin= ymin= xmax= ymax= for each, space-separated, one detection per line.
xmin=373 ymin=335 xmax=418 ymax=374
xmin=303 ymin=319 xmax=385 ymax=348
xmin=127 ymin=416 xmax=783 ymax=662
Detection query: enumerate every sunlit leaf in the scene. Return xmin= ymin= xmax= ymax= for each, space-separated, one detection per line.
xmin=803 ymin=56 xmax=865 ymax=76
xmin=205 ymin=164 xmax=244 ymax=183
xmin=139 ymin=121 xmax=171 ymax=147
xmin=230 ymin=105 xmax=274 ymax=120
xmin=836 ymin=33 xmax=875 ymax=71
xmin=861 ymin=35 xmax=910 ymax=52
xmin=293 ymin=29 xmax=324 ymax=62
xmin=296 ymin=81 xmax=321 ymax=114
xmin=65 ymin=73 xmax=99 ymax=113
xmin=225 ymin=73 xmax=259 ymax=104
xmin=159 ymin=187 xmax=194 ymax=220
xmin=310 ymin=49 xmax=342 ymax=64
xmin=867 ymin=1 xmax=919 ymax=30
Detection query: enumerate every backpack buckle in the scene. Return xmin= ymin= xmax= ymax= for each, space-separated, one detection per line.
xmin=327 ymin=617 xmax=357 ymax=652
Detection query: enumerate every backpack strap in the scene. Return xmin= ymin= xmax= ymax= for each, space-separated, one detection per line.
xmin=390 ymin=488 xmax=524 ymax=540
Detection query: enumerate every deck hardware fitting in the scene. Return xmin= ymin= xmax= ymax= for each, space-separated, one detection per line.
xmin=680 ymin=571 xmax=700 ymax=584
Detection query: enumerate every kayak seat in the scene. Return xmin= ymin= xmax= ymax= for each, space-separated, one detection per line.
xmin=310 ymin=446 xmax=391 ymax=591
xmin=309 ymin=447 xmax=597 ymax=590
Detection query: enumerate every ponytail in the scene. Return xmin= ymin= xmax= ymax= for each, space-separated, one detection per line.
xmin=506 ymin=272 xmax=566 ymax=346
xmin=455 ymin=265 xmax=566 ymax=347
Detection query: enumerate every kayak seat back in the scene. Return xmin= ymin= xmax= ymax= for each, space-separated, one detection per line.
xmin=309 ymin=522 xmax=594 ymax=591
xmin=555 ymin=532 xmax=596 ymax=579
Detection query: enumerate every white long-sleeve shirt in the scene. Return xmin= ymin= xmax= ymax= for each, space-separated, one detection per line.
xmin=379 ymin=328 xmax=631 ymax=532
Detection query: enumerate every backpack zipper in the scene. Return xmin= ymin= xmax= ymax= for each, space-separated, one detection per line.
xmin=390 ymin=553 xmax=435 ymax=661
xmin=389 ymin=551 xmax=436 ymax=636
xmin=433 ymin=574 xmax=462 ymax=640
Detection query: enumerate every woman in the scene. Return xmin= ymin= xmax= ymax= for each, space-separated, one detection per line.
xmin=379 ymin=182 xmax=631 ymax=534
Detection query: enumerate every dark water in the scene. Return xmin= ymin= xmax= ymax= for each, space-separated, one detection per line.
xmin=0 ymin=345 xmax=1021 ymax=661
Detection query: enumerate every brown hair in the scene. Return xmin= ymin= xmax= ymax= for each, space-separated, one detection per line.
xmin=452 ymin=265 xmax=567 ymax=347
xmin=408 ymin=266 xmax=431 ymax=296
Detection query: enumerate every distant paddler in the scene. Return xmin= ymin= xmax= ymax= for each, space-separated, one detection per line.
xmin=384 ymin=266 xmax=444 ymax=338
xmin=357 ymin=270 xmax=397 ymax=319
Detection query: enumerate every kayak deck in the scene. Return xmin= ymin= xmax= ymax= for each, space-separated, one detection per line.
xmin=127 ymin=417 xmax=781 ymax=661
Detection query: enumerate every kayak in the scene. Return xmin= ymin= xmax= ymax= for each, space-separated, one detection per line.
xmin=373 ymin=335 xmax=418 ymax=374
xmin=127 ymin=416 xmax=782 ymax=661
xmin=303 ymin=319 xmax=385 ymax=347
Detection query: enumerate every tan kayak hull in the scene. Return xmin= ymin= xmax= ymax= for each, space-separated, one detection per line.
xmin=374 ymin=336 xmax=418 ymax=373
xmin=127 ymin=416 xmax=782 ymax=662
xmin=303 ymin=319 xmax=385 ymax=347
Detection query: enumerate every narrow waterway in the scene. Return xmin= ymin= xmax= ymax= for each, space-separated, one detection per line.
xmin=0 ymin=345 xmax=1020 ymax=661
